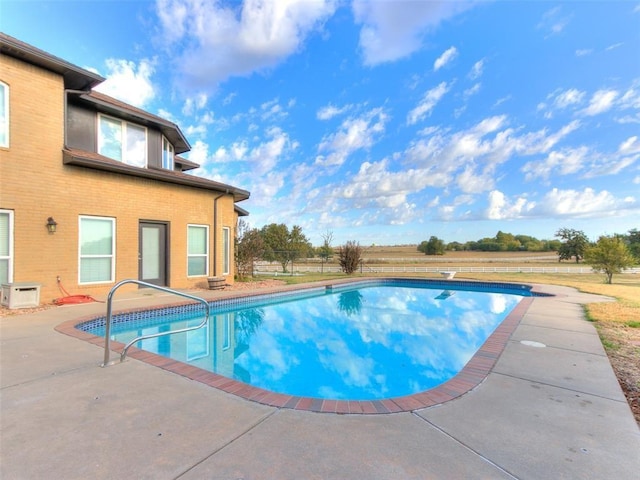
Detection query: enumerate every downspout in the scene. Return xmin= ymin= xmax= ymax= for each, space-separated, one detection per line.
xmin=212 ymin=190 xmax=230 ymax=277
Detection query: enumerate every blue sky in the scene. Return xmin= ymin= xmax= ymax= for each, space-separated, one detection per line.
xmin=3 ymin=0 xmax=639 ymax=245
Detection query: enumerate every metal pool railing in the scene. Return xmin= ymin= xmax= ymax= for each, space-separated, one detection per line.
xmin=101 ymin=279 xmax=210 ymax=367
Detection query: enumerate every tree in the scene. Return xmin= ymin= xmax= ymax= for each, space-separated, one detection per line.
xmin=584 ymin=235 xmax=635 ymax=284
xmin=625 ymin=228 xmax=640 ymax=262
xmin=338 ymin=241 xmax=362 ymax=274
xmin=418 ymin=236 xmax=445 ymax=255
xmin=446 ymin=241 xmax=465 ymax=251
xmin=496 ymin=231 xmax=521 ymax=251
xmin=555 ymin=228 xmax=590 ymax=263
xmin=318 ymin=230 xmax=334 ymax=273
xmin=235 ymin=220 xmax=264 ymax=280
xmin=260 ymin=223 xmax=312 ymax=273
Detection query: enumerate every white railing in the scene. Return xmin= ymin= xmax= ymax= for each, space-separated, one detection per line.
xmin=253 ymin=265 xmax=640 ymax=275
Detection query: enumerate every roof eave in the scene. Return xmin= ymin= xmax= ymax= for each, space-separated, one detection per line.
xmin=63 ymin=149 xmax=250 ymax=202
xmin=0 ymin=32 xmax=104 ymax=90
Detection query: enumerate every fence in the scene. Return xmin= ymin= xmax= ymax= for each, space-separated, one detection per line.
xmin=254 ymin=264 xmax=640 ymax=275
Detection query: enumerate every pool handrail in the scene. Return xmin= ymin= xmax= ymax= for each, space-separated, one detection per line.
xmin=101 ymin=279 xmax=210 ymax=367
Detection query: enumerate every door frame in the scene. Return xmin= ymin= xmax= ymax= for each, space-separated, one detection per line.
xmin=138 ymin=220 xmax=170 ymax=286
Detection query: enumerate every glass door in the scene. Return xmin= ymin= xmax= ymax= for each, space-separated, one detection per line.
xmin=139 ymin=221 xmax=168 ymax=286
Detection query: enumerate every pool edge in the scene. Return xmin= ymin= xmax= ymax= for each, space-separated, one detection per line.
xmin=55 ymin=279 xmax=547 ymax=414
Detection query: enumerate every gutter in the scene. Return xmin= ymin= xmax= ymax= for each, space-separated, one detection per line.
xmin=212 ymin=191 xmax=229 ymax=277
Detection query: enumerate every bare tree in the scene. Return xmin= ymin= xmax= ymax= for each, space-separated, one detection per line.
xmin=318 ymin=230 xmax=334 ymax=273
xmin=338 ymin=240 xmax=362 ymax=274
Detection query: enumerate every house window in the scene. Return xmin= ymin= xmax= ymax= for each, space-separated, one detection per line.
xmin=162 ymin=136 xmax=174 ymax=170
xmin=0 ymin=82 xmax=8 ymax=148
xmin=79 ymin=216 xmax=115 ymax=284
xmin=0 ymin=210 xmax=14 ymax=284
xmin=187 ymin=225 xmax=209 ymax=276
xmin=222 ymin=227 xmax=230 ymax=275
xmin=98 ymin=114 xmax=147 ymax=167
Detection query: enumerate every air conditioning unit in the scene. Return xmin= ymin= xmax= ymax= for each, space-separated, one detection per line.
xmin=1 ymin=283 xmax=41 ymax=309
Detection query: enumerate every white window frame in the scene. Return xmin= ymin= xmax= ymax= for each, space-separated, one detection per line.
xmin=222 ymin=226 xmax=230 ymax=275
xmin=78 ymin=216 xmax=116 ymax=285
xmin=0 ymin=81 xmax=9 ymax=148
xmin=0 ymin=209 xmax=14 ymax=284
xmin=97 ymin=113 xmax=147 ymax=167
xmin=187 ymin=224 xmax=209 ymax=277
xmin=162 ymin=136 xmax=174 ymax=170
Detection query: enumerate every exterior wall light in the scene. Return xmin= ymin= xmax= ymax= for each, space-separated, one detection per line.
xmin=46 ymin=217 xmax=58 ymax=234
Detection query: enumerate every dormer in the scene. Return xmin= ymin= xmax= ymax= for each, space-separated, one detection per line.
xmin=65 ymin=90 xmax=195 ymax=173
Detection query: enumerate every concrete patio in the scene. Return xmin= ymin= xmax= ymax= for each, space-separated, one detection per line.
xmin=1 ymin=283 xmax=639 ymax=479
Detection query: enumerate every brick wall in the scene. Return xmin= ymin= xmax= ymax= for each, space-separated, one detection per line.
xmin=1 ymin=54 xmax=240 ymax=303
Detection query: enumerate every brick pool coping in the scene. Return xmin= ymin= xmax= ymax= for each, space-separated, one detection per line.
xmin=55 ymin=281 xmax=546 ymax=414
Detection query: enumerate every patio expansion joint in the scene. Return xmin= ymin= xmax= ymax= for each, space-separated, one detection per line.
xmin=491 ymin=371 xmax=629 ymax=404
xmin=411 ymin=411 xmax=519 ymax=480
xmin=517 ymin=322 xmax=599 ymax=336
xmin=507 ymin=338 xmax=607 ymax=358
xmin=0 ymin=362 xmax=101 ymax=391
xmin=172 ymin=408 xmax=279 ymax=479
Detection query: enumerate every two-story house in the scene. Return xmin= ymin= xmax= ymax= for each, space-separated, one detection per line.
xmin=0 ymin=33 xmax=250 ymax=305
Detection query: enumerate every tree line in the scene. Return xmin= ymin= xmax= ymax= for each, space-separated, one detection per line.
xmin=235 ymin=222 xmax=367 ymax=277
xmin=235 ymin=221 xmax=639 ymax=284
xmin=418 ymin=230 xmax=563 ymax=254
xmin=416 ymin=228 xmax=639 ymax=284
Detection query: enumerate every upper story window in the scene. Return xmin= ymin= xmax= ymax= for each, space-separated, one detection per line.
xmin=162 ymin=136 xmax=174 ymax=170
xmin=0 ymin=82 xmax=8 ymax=148
xmin=98 ymin=114 xmax=147 ymax=167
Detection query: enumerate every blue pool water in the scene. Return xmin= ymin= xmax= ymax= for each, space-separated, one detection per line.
xmin=81 ymin=280 xmax=531 ymax=400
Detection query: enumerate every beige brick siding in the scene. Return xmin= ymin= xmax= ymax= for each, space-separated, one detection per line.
xmin=1 ymin=53 xmax=240 ymax=303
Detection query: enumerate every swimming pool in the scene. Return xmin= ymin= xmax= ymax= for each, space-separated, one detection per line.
xmin=77 ymin=279 xmax=539 ymax=409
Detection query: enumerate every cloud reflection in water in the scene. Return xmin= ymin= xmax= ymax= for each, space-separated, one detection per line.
xmin=232 ymin=286 xmax=522 ymax=400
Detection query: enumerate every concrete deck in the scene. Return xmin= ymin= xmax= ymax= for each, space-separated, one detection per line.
xmin=1 ymin=283 xmax=639 ymax=479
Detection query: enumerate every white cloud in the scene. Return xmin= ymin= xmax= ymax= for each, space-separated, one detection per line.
xmin=407 ymin=82 xmax=450 ymax=125
xmin=483 ymin=187 xmax=637 ymax=221
xmin=553 ymin=88 xmax=585 ymax=108
xmin=352 ymin=0 xmax=474 ymax=65
xmin=537 ymin=6 xmax=571 ymax=38
xmin=317 ymin=103 xmax=352 ymax=120
xmin=522 ymin=146 xmax=588 ymax=182
xmin=204 ymin=126 xmax=295 ymax=184
xmin=463 ymin=83 xmax=481 ymax=99
xmin=93 ymin=58 xmax=156 ymax=107
xmin=485 ymin=190 xmax=534 ymax=220
xmin=457 ymin=166 xmax=495 ymax=193
xmin=155 ymin=0 xmax=337 ymax=87
xmin=186 ymin=139 xmax=209 ymax=165
xmin=406 ymin=116 xmax=578 ymax=173
xmin=434 ymin=46 xmax=458 ymax=71
xmin=605 ymin=42 xmax=624 ymax=51
xmin=619 ymin=84 xmax=640 ymax=110
xmin=182 ymin=93 xmax=208 ymax=115
xmin=534 ymin=187 xmax=621 ymax=217
xmin=575 ymin=48 xmax=593 ymax=57
xmin=582 ymin=89 xmax=619 ymax=116
xmin=468 ymin=59 xmax=484 ymax=80
xmin=619 ymin=136 xmax=640 ymax=155
xmin=537 ymin=88 xmax=585 ymax=118
xmin=315 ymin=108 xmax=388 ymax=167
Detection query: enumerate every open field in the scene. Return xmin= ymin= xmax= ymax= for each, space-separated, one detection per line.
xmin=255 ymin=248 xmax=640 ymax=425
